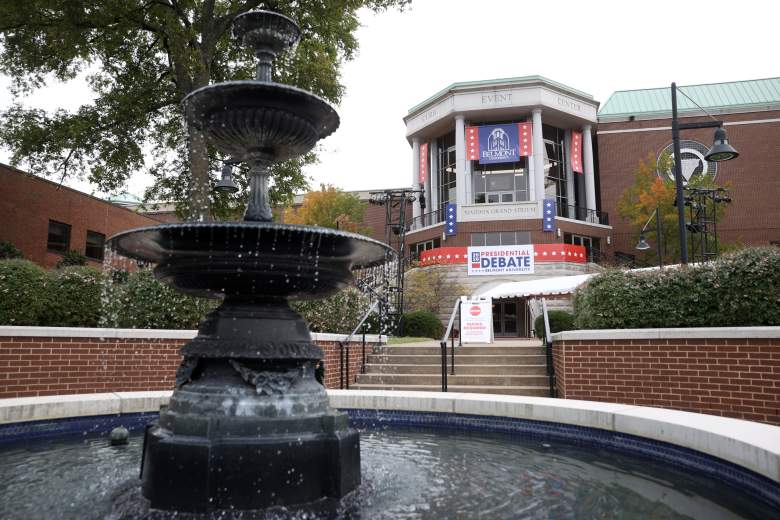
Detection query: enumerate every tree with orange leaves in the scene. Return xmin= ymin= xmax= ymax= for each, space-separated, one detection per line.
xmin=283 ymin=185 xmax=369 ymax=234
xmin=618 ymin=152 xmax=727 ymax=265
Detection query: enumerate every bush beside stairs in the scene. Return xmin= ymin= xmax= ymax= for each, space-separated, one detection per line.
xmin=351 ymin=339 xmax=551 ymax=396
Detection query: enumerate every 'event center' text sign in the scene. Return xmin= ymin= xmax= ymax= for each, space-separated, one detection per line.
xmin=467 ymin=245 xmax=535 ymax=276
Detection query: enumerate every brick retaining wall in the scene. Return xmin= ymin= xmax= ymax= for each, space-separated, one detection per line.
xmin=552 ymin=329 xmax=780 ymax=426
xmin=0 ymin=330 xmax=379 ymax=398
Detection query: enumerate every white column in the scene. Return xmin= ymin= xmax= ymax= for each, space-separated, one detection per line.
xmin=422 ymin=142 xmax=431 ymax=223
xmin=565 ymin=130 xmax=576 ymax=219
xmin=532 ymin=109 xmax=545 ymax=213
xmin=455 ymin=116 xmax=467 ymax=207
xmin=583 ymin=124 xmax=596 ymax=216
xmin=412 ymin=137 xmax=421 ymax=221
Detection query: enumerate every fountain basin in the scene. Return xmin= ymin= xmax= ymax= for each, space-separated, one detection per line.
xmin=109 ymin=221 xmax=388 ymax=299
xmin=1 ymin=391 xmax=779 ymax=518
xmin=183 ymin=81 xmax=339 ymax=164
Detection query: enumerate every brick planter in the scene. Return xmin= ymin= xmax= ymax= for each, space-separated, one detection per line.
xmin=0 ymin=327 xmax=384 ymax=398
xmin=552 ymin=328 xmax=780 ymax=426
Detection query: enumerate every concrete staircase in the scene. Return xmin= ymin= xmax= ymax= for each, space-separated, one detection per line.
xmin=351 ymin=339 xmax=551 ymax=396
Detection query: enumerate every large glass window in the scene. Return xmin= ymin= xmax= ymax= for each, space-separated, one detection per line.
xmin=85 ymin=231 xmax=105 ymax=261
xmin=543 ymin=125 xmax=568 ymax=213
xmin=470 ymin=231 xmax=531 ymax=247
xmin=47 ymin=220 xmax=71 ymax=253
xmin=471 ymin=159 xmax=529 ymax=204
xmin=437 ymin=131 xmax=456 ymax=213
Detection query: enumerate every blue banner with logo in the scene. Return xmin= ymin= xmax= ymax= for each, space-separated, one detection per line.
xmin=543 ymin=198 xmax=556 ymax=232
xmin=445 ymin=202 xmax=457 ymax=236
xmin=478 ymin=124 xmax=520 ymax=165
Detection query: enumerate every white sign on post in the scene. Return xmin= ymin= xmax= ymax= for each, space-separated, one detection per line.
xmin=467 ymin=245 xmax=535 ymax=276
xmin=461 ymin=297 xmax=493 ymax=344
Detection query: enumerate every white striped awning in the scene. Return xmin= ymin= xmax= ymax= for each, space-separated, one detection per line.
xmin=476 ymin=274 xmax=594 ymax=299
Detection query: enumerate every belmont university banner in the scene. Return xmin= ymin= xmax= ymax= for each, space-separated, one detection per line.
xmin=466 ymin=123 xmax=533 ymax=165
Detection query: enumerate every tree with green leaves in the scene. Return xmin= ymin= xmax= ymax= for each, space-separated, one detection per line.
xmin=618 ymin=152 xmax=731 ymax=265
xmin=0 ymin=0 xmax=410 ymax=220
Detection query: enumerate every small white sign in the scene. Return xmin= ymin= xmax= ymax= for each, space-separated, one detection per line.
xmin=461 ymin=297 xmax=493 ymax=344
xmin=467 ymin=245 xmax=535 ymax=276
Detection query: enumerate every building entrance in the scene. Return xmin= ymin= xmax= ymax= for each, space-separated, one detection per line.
xmin=492 ymin=298 xmax=530 ymax=337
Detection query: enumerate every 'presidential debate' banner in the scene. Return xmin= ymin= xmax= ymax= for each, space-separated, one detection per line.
xmin=466 ymin=123 xmax=532 ymax=165
xmin=468 ymin=245 xmax=535 ymax=276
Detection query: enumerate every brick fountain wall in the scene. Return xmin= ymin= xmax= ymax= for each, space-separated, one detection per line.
xmin=0 ymin=328 xmax=382 ymax=398
xmin=552 ymin=328 xmax=780 ymax=426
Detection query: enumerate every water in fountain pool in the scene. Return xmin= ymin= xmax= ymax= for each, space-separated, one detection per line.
xmin=0 ymin=426 xmax=774 ymax=519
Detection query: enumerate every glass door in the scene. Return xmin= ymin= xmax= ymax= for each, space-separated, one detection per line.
xmin=492 ymin=300 xmax=520 ymax=337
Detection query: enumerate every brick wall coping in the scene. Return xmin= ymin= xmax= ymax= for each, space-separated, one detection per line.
xmin=2 ymin=390 xmax=778 ymax=483
xmin=0 ymin=326 xmax=386 ymax=344
xmin=552 ymin=326 xmax=780 ymax=341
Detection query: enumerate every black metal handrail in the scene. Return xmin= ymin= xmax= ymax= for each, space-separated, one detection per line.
xmin=439 ymin=298 xmax=463 ymax=392
xmin=408 ymin=208 xmax=444 ymax=231
xmin=540 ymin=299 xmax=557 ymax=398
xmin=339 ymin=300 xmax=380 ymax=389
xmin=558 ymin=204 xmax=609 ymax=226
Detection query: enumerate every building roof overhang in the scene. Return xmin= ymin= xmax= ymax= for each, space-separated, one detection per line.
xmin=403 ymin=75 xmax=600 ymax=143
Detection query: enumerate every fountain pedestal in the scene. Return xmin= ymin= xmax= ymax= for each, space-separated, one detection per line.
xmin=140 ymin=300 xmax=359 ymax=511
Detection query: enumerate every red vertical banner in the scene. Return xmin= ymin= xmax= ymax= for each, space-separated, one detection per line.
xmin=466 ymin=126 xmax=479 ymax=160
xmin=571 ymin=130 xmax=583 ymax=173
xmin=517 ymin=122 xmax=532 ymax=157
xmin=419 ymin=142 xmax=428 ymax=184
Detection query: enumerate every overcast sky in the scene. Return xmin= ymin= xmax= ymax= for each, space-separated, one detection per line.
xmin=1 ymin=0 xmax=778 ymax=198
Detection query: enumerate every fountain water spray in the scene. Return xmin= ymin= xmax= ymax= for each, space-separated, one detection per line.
xmin=108 ymin=10 xmax=389 ymax=516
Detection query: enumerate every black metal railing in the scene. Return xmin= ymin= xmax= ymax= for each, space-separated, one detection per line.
xmin=338 ymin=300 xmax=380 ymax=389
xmin=408 ymin=208 xmax=444 ymax=231
xmin=540 ymin=299 xmax=557 ymax=398
xmin=558 ymin=204 xmax=609 ymax=226
xmin=439 ymin=298 xmax=463 ymax=392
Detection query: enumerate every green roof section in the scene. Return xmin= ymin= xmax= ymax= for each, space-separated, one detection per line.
xmin=599 ymin=77 xmax=780 ymax=119
xmin=407 ymin=75 xmax=594 ymax=115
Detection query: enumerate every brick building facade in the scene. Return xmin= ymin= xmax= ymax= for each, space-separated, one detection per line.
xmin=0 ymin=164 xmax=165 ymax=269
xmin=597 ymin=79 xmax=780 ymax=257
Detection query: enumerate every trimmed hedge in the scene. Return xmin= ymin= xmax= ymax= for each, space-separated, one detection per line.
xmin=573 ymin=247 xmax=780 ymax=329
xmin=533 ymin=310 xmax=575 ymax=339
xmin=0 ymin=259 xmax=47 ymax=325
xmin=291 ymin=286 xmax=370 ymax=334
xmin=401 ymin=310 xmax=443 ymax=339
xmin=42 ymin=266 xmax=105 ymax=327
xmin=104 ymin=269 xmax=215 ymax=330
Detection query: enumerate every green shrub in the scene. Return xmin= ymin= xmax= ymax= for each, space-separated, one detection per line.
xmin=105 ymin=269 xmax=215 ymax=329
xmin=533 ymin=310 xmax=576 ymax=339
xmin=573 ymin=247 xmax=780 ymax=329
xmin=56 ymin=250 xmax=88 ymax=268
xmin=291 ymin=286 xmax=369 ymax=334
xmin=41 ymin=266 xmax=105 ymax=327
xmin=401 ymin=310 xmax=443 ymax=339
xmin=0 ymin=259 xmax=47 ymax=325
xmin=0 ymin=240 xmax=23 ymax=259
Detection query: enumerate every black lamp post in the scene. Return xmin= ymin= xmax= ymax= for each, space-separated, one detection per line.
xmin=671 ymin=82 xmax=739 ymax=264
xmin=635 ymin=206 xmax=663 ymax=267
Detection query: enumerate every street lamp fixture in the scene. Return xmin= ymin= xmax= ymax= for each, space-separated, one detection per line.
xmin=670 ymin=82 xmax=740 ymax=264
xmin=636 ymin=234 xmax=651 ymax=251
xmin=635 ymin=206 xmax=663 ymax=267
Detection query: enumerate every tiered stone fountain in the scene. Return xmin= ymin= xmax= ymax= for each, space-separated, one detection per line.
xmin=108 ymin=10 xmax=389 ymax=515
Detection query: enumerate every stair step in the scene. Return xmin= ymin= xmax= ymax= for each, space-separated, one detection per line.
xmin=380 ymin=346 xmax=545 ymax=356
xmin=366 ymin=355 xmax=546 ymax=365
xmin=355 ymin=374 xmax=549 ymax=386
xmin=362 ymin=364 xmax=546 ymax=376
xmin=348 ymin=384 xmax=551 ymax=397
